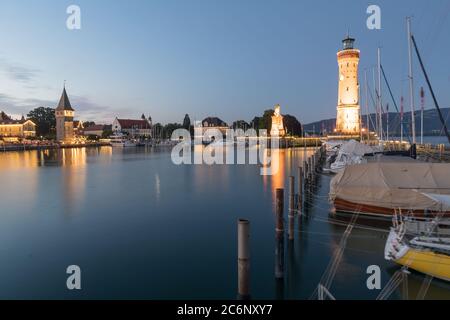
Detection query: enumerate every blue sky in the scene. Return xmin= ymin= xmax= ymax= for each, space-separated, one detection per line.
xmin=0 ymin=0 xmax=449 ymax=125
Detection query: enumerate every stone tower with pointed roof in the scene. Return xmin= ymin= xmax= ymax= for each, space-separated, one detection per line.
xmin=55 ymin=86 xmax=75 ymax=142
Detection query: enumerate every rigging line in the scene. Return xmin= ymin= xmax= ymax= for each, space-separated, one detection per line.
xmin=439 ymin=108 xmax=450 ymax=138
xmin=366 ymin=82 xmax=381 ymax=132
xmin=416 ymin=275 xmax=434 ymax=300
xmin=423 ymin=1 xmax=450 ymax=60
xmin=411 ymin=35 xmax=450 ymax=144
xmin=376 ymin=270 xmax=403 ymax=300
xmin=309 ymin=211 xmax=359 ymax=299
xmin=313 ymin=216 xmax=390 ymax=234
xmin=381 ymin=65 xmax=412 ymax=144
xmin=323 ymin=213 xmax=359 ymax=289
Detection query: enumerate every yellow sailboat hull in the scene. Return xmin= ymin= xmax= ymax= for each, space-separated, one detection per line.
xmin=395 ymin=249 xmax=450 ymax=282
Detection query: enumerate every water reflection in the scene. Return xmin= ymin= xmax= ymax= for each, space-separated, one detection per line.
xmin=0 ymin=147 xmax=113 ymax=169
xmin=0 ymin=147 xmax=449 ymax=299
xmin=155 ymin=174 xmax=161 ymax=201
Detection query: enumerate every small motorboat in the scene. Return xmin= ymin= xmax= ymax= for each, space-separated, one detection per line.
xmin=110 ymin=134 xmax=137 ymax=147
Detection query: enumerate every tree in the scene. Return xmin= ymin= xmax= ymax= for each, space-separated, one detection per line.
xmin=163 ymin=123 xmax=183 ymax=139
xmin=102 ymin=128 xmax=113 ymax=139
xmin=283 ymin=115 xmax=303 ymax=137
xmin=232 ymin=120 xmax=250 ymax=130
xmin=153 ymin=123 xmax=163 ymax=139
xmin=27 ymin=107 xmax=56 ymax=137
xmin=83 ymin=121 xmax=96 ymax=128
xmin=183 ymin=114 xmax=191 ymax=130
xmin=250 ymin=117 xmax=261 ymax=129
xmin=261 ymin=109 xmax=275 ymax=131
xmin=0 ymin=111 xmax=12 ymax=121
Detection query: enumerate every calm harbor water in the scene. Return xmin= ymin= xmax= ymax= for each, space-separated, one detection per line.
xmin=0 ymin=145 xmax=449 ymax=300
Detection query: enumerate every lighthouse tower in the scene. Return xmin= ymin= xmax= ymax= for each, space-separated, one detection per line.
xmin=336 ymin=36 xmax=360 ymax=134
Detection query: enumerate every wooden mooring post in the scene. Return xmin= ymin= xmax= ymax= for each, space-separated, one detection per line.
xmin=297 ymin=166 xmax=303 ymax=214
xmin=312 ymin=154 xmax=316 ymax=177
xmin=275 ymin=188 xmax=284 ymax=233
xmin=303 ymin=160 xmax=308 ymax=183
xmin=288 ymin=176 xmax=295 ymax=241
xmin=308 ymin=157 xmax=313 ymax=183
xmin=237 ymin=219 xmax=250 ymax=299
xmin=275 ymin=188 xmax=285 ymax=279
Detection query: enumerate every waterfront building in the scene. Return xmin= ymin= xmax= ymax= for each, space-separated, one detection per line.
xmin=335 ymin=35 xmax=361 ymax=135
xmin=83 ymin=124 xmax=110 ymax=138
xmin=0 ymin=113 xmax=36 ymax=138
xmin=55 ymin=87 xmax=76 ymax=142
xmin=270 ymin=104 xmax=286 ymax=137
xmin=201 ymin=117 xmax=229 ymax=138
xmin=112 ymin=117 xmax=152 ymax=137
xmin=202 ymin=117 xmax=227 ymax=129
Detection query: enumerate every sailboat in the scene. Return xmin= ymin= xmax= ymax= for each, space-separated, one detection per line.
xmin=385 ymin=220 xmax=450 ymax=282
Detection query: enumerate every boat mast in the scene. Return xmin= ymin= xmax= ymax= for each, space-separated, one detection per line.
xmin=420 ymin=87 xmax=424 ymax=145
xmin=407 ymin=17 xmax=417 ymax=145
xmin=377 ymin=47 xmax=383 ymax=141
xmin=373 ymin=68 xmax=379 ymax=139
xmin=359 ymin=83 xmax=363 ymax=142
xmin=386 ymin=103 xmax=389 ymax=141
xmin=400 ymin=96 xmax=404 ymax=143
xmin=365 ymin=69 xmax=370 ymax=141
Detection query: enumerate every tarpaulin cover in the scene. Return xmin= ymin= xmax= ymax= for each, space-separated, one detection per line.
xmin=330 ymin=162 xmax=450 ymax=211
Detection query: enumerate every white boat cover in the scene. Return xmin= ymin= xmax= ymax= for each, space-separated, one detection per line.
xmin=330 ymin=162 xmax=450 ymax=211
xmin=338 ymin=140 xmax=374 ymax=156
xmin=325 ymin=140 xmax=344 ymax=152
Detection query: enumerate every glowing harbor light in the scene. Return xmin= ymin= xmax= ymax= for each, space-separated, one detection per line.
xmin=335 ymin=35 xmax=361 ymax=135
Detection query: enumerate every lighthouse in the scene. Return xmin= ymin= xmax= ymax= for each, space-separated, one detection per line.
xmin=335 ymin=36 xmax=360 ymax=135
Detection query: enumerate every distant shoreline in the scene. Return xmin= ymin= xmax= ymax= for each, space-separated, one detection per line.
xmin=0 ymin=142 xmax=110 ymax=153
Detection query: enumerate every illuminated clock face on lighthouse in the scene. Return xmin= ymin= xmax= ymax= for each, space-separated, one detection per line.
xmin=336 ymin=36 xmax=361 ymax=134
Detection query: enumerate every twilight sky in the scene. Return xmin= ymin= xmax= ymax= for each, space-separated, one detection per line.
xmin=0 ymin=0 xmax=449 ymax=125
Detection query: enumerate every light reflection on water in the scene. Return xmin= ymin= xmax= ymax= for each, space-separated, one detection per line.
xmin=0 ymin=146 xmax=448 ymax=299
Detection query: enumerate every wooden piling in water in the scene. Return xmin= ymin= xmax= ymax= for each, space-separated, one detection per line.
xmin=308 ymin=157 xmax=313 ymax=183
xmin=288 ymin=176 xmax=295 ymax=241
xmin=312 ymin=155 xmax=316 ymax=177
xmin=275 ymin=188 xmax=284 ymax=233
xmin=303 ymin=160 xmax=308 ymax=183
xmin=297 ymin=166 xmax=303 ymax=214
xmin=237 ymin=219 xmax=250 ymax=299
xmin=275 ymin=188 xmax=284 ymax=279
